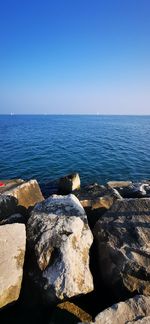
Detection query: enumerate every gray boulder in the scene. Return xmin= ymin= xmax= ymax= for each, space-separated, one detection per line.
xmin=93 ymin=198 xmax=150 ymax=296
xmin=94 ymin=295 xmax=150 ymax=324
xmin=0 ymin=224 xmax=26 ymax=309
xmin=27 ymin=194 xmax=93 ymax=304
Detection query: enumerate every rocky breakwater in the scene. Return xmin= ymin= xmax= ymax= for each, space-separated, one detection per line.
xmin=1 ymin=175 xmax=150 ymax=324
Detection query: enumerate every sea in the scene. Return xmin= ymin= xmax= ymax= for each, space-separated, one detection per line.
xmin=0 ymin=115 xmax=150 ymax=194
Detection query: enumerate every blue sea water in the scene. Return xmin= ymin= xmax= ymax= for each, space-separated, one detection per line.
xmin=0 ymin=115 xmax=150 ymax=188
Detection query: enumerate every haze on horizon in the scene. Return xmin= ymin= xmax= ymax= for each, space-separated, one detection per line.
xmin=0 ymin=0 xmax=150 ymax=115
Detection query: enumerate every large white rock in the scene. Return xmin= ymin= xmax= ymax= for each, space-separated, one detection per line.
xmin=94 ymin=295 xmax=150 ymax=324
xmin=33 ymin=193 xmax=87 ymax=221
xmin=27 ymin=194 xmax=93 ymax=303
xmin=0 ymin=224 xmax=26 ymax=309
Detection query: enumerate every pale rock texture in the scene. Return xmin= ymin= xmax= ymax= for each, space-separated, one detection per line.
xmin=94 ymin=295 xmax=150 ymax=324
xmin=93 ymin=198 xmax=150 ymax=295
xmin=0 ymin=224 xmax=26 ymax=308
xmin=27 ymin=194 xmax=93 ymax=303
xmin=2 ymin=179 xmax=44 ymax=209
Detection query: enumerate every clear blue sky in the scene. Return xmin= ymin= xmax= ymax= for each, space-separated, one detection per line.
xmin=0 ymin=0 xmax=150 ymax=114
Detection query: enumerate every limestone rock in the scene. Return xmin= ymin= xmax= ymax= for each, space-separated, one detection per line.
xmin=128 ymin=316 xmax=150 ymax=323
xmin=94 ymin=295 xmax=150 ymax=324
xmin=0 ymin=195 xmax=18 ymax=222
xmin=0 ymin=179 xmax=24 ymax=194
xmin=75 ymin=183 xmax=121 ymax=209
xmin=59 ymin=173 xmax=81 ymax=193
xmin=2 ymin=179 xmax=44 ymax=209
xmin=93 ymin=198 xmax=150 ymax=295
xmin=107 ymin=181 xmax=150 ymax=198
xmin=107 ymin=180 xmax=132 ymax=189
xmin=27 ymin=195 xmax=93 ymax=303
xmin=0 ymin=224 xmax=26 ymax=309
xmin=32 ymin=193 xmax=87 ymax=222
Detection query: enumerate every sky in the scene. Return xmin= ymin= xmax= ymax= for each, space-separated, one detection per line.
xmin=0 ymin=0 xmax=150 ymax=114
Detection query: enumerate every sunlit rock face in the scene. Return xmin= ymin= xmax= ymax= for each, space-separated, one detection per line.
xmin=27 ymin=194 xmax=93 ymax=304
xmin=0 ymin=224 xmax=26 ymax=309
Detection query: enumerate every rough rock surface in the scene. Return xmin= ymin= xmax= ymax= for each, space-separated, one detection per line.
xmin=2 ymin=179 xmax=44 ymax=209
xmin=107 ymin=180 xmax=132 ymax=189
xmin=128 ymin=316 xmax=150 ymax=323
xmin=93 ymin=198 xmax=150 ymax=295
xmin=59 ymin=173 xmax=81 ymax=193
xmin=27 ymin=195 xmax=93 ymax=303
xmin=0 ymin=213 xmax=25 ymax=225
xmin=0 ymin=179 xmax=24 ymax=194
xmin=93 ymin=295 xmax=150 ymax=324
xmin=32 ymin=194 xmax=87 ymax=222
xmin=75 ymin=183 xmax=121 ymax=209
xmin=0 ymin=195 xmax=18 ymax=222
xmin=0 ymin=224 xmax=26 ymax=309
xmin=107 ymin=181 xmax=150 ymax=198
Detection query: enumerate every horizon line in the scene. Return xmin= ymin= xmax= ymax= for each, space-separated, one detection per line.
xmin=0 ymin=113 xmax=150 ymax=117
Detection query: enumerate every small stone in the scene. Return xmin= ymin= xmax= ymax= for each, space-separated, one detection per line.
xmin=50 ymin=301 xmax=92 ymax=323
xmin=0 ymin=224 xmax=26 ymax=309
xmin=59 ymin=173 xmax=81 ymax=193
xmin=107 ymin=181 xmax=132 ymax=188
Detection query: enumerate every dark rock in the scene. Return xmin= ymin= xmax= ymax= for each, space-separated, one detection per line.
xmin=0 ymin=213 xmax=25 ymax=225
xmin=0 ymin=195 xmax=18 ymax=222
xmin=59 ymin=173 xmax=80 ymax=194
xmin=107 ymin=181 xmax=150 ymax=199
xmin=75 ymin=183 xmax=122 ymax=228
xmin=93 ymin=198 xmax=150 ymax=296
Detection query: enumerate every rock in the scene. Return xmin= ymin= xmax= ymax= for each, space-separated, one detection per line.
xmin=0 ymin=213 xmax=25 ymax=225
xmin=0 ymin=179 xmax=24 ymax=194
xmin=49 ymin=301 xmax=92 ymax=323
xmin=0 ymin=195 xmax=18 ymax=222
xmin=93 ymin=295 xmax=150 ymax=324
xmin=75 ymin=183 xmax=121 ymax=209
xmin=59 ymin=173 xmax=81 ymax=193
xmin=2 ymin=179 xmax=44 ymax=209
xmin=107 ymin=181 xmax=132 ymax=189
xmin=128 ymin=316 xmax=150 ymax=323
xmin=27 ymin=195 xmax=93 ymax=304
xmin=107 ymin=181 xmax=150 ymax=198
xmin=93 ymin=198 xmax=150 ymax=296
xmin=74 ymin=183 xmax=122 ymax=228
xmin=0 ymin=224 xmax=26 ymax=309
xmin=32 ymin=193 xmax=87 ymax=222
